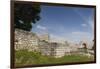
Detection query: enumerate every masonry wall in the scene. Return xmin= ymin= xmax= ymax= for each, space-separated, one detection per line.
xmin=14 ymin=29 xmax=40 ymax=52
xmin=14 ymin=29 xmax=92 ymax=58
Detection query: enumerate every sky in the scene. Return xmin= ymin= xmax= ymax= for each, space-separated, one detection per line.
xmin=31 ymin=5 xmax=95 ymax=43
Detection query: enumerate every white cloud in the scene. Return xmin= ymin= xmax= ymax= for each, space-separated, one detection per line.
xmin=72 ymin=31 xmax=86 ymax=35
xmin=87 ymin=18 xmax=94 ymax=40
xmin=37 ymin=25 xmax=46 ymax=30
xmin=88 ymin=19 xmax=94 ymax=32
xmin=71 ymin=31 xmax=91 ymax=39
xmin=71 ymin=31 xmax=93 ymax=42
xmin=81 ymin=23 xmax=87 ymax=27
xmin=50 ymin=34 xmax=66 ymax=43
xmin=73 ymin=8 xmax=94 ymax=33
xmin=35 ymin=25 xmax=48 ymax=35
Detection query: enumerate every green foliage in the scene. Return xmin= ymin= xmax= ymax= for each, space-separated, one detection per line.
xmin=15 ymin=50 xmax=94 ymax=67
xmin=14 ymin=2 xmax=41 ymax=31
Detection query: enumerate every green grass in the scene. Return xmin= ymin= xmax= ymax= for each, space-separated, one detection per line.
xmin=15 ymin=50 xmax=94 ymax=67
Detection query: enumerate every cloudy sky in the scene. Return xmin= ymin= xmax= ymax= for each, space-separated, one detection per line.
xmin=31 ymin=5 xmax=94 ymax=43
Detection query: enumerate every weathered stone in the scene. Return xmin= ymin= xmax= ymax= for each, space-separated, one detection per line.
xmin=14 ymin=29 xmax=39 ymax=51
xmin=14 ymin=29 xmax=94 ymax=58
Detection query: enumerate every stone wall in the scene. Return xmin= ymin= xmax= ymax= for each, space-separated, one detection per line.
xmin=14 ymin=29 xmax=93 ymax=58
xmin=14 ymin=29 xmax=39 ymax=52
xmin=14 ymin=29 xmax=79 ymax=58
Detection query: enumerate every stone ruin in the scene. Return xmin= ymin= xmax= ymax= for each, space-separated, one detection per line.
xmin=14 ymin=29 xmax=94 ymax=58
xmin=14 ymin=29 xmax=39 ymax=52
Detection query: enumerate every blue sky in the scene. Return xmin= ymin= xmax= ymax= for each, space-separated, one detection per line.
xmin=31 ymin=5 xmax=94 ymax=43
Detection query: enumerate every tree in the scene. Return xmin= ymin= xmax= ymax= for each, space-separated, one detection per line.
xmin=14 ymin=2 xmax=41 ymax=31
xmin=92 ymin=40 xmax=95 ymax=50
xmin=83 ymin=43 xmax=87 ymax=53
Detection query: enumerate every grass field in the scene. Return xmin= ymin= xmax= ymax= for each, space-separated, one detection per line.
xmin=15 ymin=50 xmax=94 ymax=67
